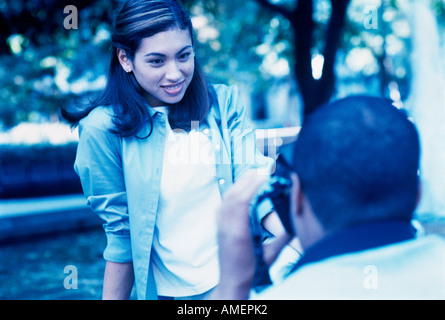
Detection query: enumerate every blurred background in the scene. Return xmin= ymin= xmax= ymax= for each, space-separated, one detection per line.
xmin=0 ymin=0 xmax=444 ymax=299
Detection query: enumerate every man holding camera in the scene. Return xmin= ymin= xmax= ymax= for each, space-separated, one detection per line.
xmin=211 ymin=95 xmax=445 ymax=299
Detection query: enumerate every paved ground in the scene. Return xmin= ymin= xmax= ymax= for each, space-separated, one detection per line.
xmin=1 ymin=219 xmax=444 ymax=300
xmin=0 ymin=227 xmax=106 ymax=300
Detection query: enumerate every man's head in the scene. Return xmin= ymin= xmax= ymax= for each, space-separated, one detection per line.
xmin=291 ymin=95 xmax=420 ymax=248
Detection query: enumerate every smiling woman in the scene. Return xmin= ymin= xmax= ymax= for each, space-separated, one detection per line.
xmin=116 ymin=29 xmax=195 ymax=108
xmin=61 ymin=0 xmax=210 ymax=137
xmin=60 ymin=0 xmax=280 ymax=301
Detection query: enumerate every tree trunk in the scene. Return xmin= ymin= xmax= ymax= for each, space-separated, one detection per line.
xmin=255 ymin=0 xmax=350 ymax=120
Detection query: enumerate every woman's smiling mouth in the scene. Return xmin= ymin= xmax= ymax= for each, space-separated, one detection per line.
xmin=162 ymin=81 xmax=184 ymax=95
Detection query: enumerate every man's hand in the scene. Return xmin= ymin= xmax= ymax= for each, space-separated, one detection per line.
xmin=210 ymin=170 xmax=269 ymax=300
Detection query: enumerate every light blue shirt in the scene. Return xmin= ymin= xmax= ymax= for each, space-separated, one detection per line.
xmin=74 ymin=84 xmax=274 ymax=299
xmin=255 ymin=235 xmax=445 ymax=299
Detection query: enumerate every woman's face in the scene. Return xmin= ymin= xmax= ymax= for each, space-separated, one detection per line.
xmin=119 ymin=28 xmax=195 ymax=107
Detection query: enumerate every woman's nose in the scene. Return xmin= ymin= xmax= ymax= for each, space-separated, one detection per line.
xmin=165 ymin=61 xmax=182 ymax=81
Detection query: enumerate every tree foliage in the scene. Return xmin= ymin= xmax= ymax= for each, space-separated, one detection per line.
xmin=1 ymin=0 xmax=444 ymax=128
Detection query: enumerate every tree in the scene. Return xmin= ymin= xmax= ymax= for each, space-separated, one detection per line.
xmin=0 ymin=0 xmax=117 ymax=128
xmin=254 ymin=0 xmax=350 ymax=119
xmin=0 ymin=0 xmax=110 ymax=55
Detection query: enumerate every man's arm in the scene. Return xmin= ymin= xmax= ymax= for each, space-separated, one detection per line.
xmin=210 ymin=170 xmax=269 ymax=300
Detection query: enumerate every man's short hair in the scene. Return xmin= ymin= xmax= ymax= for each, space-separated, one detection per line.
xmin=293 ymin=95 xmax=420 ymax=232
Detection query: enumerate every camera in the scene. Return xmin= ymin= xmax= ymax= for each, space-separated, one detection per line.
xmin=250 ymin=154 xmax=295 ymax=291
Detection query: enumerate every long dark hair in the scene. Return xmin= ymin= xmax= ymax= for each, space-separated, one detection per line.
xmin=62 ymin=0 xmax=211 ymax=138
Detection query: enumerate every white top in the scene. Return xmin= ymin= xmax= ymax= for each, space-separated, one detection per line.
xmin=152 ymin=107 xmax=222 ymax=297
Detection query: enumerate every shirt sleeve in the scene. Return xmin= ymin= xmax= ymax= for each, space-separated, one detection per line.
xmin=224 ymin=85 xmax=275 ymax=221
xmin=74 ymin=121 xmax=132 ymax=263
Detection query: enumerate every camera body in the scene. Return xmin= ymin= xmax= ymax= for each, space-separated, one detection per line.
xmin=250 ymin=154 xmax=294 ymax=291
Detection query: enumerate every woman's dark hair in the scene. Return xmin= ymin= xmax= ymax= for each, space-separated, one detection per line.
xmin=62 ymin=0 xmax=211 ymax=138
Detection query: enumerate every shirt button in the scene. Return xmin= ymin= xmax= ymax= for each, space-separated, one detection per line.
xmin=203 ymin=128 xmax=210 ymax=135
xmin=218 ymin=178 xmax=225 ymax=185
xmin=214 ymin=144 xmax=221 ymax=151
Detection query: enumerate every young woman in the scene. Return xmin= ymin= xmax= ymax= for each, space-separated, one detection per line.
xmin=63 ymin=0 xmax=285 ymax=300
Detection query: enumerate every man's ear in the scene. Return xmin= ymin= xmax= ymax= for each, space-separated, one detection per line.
xmin=289 ymin=172 xmax=326 ymax=250
xmin=290 ymin=172 xmax=304 ymax=217
xmin=415 ymin=180 xmax=422 ymax=209
xmin=116 ymin=48 xmax=132 ymax=73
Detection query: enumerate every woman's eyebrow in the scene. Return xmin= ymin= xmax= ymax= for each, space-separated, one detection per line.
xmin=144 ymin=45 xmax=193 ymax=57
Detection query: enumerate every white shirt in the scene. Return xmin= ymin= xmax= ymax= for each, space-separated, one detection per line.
xmin=152 ymin=107 xmax=222 ymax=297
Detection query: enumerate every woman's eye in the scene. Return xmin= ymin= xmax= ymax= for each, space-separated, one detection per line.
xmin=148 ymin=59 xmax=164 ymax=66
xmin=178 ymin=52 xmax=192 ymax=61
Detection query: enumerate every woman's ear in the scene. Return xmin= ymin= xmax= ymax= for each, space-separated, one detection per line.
xmin=116 ymin=49 xmax=132 ymax=73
